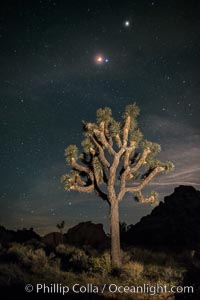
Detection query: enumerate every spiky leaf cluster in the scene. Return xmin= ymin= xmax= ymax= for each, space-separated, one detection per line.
xmin=130 ymin=129 xmax=143 ymax=146
xmin=70 ymin=170 xmax=79 ymax=180
xmin=61 ymin=170 xmax=81 ymax=191
xmin=109 ymin=120 xmax=121 ymax=137
xmin=63 ymin=180 xmax=72 ymax=191
xmin=125 ymin=103 xmax=140 ymax=118
xmin=82 ymin=121 xmax=98 ymax=137
xmin=61 ymin=174 xmax=72 ymax=191
xmin=64 ymin=145 xmax=78 ymax=164
xmin=145 ymin=157 xmax=161 ymax=168
xmin=124 ymin=103 xmax=140 ymax=132
xmin=81 ymin=138 xmax=94 ymax=154
xmin=93 ymin=156 xmax=103 ymax=183
xmin=163 ymin=161 xmax=175 ymax=173
xmin=96 ymin=107 xmax=112 ymax=124
xmin=60 ymin=174 xmax=68 ymax=184
xmin=141 ymin=140 xmax=161 ymax=154
xmin=134 ymin=190 xmax=159 ymax=205
xmin=150 ymin=191 xmax=159 ymax=204
xmin=150 ymin=191 xmax=158 ymax=197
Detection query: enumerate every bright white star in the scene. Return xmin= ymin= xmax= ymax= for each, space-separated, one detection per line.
xmin=124 ymin=20 xmax=130 ymax=27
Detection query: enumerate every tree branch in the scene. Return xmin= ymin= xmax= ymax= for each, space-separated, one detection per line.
xmin=71 ymin=158 xmax=90 ymax=174
xmin=123 ymin=115 xmax=131 ymax=146
xmin=90 ymin=135 xmax=110 ymax=168
xmin=123 ymin=143 xmax=136 ymax=169
xmin=117 ymin=166 xmax=165 ymax=201
xmin=117 ymin=144 xmax=136 ymax=201
xmin=115 ymin=134 xmax=122 ymax=148
xmin=105 ymin=126 xmax=113 ymax=147
xmin=98 ymin=122 xmax=116 ymax=156
xmin=126 ymin=166 xmax=165 ymax=193
xmin=70 ymin=183 xmax=94 ymax=193
xmin=127 ymin=148 xmax=151 ymax=179
xmin=76 ymin=175 xmax=87 ymax=186
xmin=108 ymin=148 xmax=125 ymax=203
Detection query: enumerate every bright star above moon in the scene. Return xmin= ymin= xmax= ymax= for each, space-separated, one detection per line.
xmin=124 ymin=20 xmax=130 ymax=27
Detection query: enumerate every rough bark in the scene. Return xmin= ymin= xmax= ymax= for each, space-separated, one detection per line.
xmin=110 ymin=200 xmax=121 ymax=267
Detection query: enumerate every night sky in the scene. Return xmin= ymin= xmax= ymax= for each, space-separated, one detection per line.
xmin=0 ymin=0 xmax=200 ymax=235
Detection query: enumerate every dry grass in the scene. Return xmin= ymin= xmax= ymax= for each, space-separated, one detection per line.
xmin=0 ymin=243 xmax=196 ymax=300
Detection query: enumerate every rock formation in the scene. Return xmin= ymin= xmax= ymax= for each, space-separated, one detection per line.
xmin=65 ymin=221 xmax=109 ymax=250
xmin=124 ymin=186 xmax=200 ymax=249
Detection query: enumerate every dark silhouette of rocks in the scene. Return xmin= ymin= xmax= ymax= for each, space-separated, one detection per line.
xmin=0 ymin=222 xmax=109 ymax=250
xmin=65 ymin=221 xmax=109 ymax=250
xmin=123 ymin=186 xmax=200 ymax=249
xmin=42 ymin=232 xmax=65 ymax=247
xmin=41 ymin=222 xmax=109 ymax=249
xmin=0 ymin=226 xmax=40 ymax=245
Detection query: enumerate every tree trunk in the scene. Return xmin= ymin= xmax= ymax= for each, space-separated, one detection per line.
xmin=110 ymin=201 xmax=121 ymax=267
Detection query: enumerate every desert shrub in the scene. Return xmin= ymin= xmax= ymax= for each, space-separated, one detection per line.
xmin=56 ymin=244 xmax=84 ymax=254
xmin=121 ymin=250 xmax=131 ymax=264
xmin=24 ymin=239 xmax=46 ymax=249
xmin=158 ymin=265 xmax=184 ymax=283
xmin=89 ymin=252 xmax=111 ymax=275
xmin=128 ymin=247 xmax=179 ymax=268
xmin=56 ymin=244 xmax=90 ymax=272
xmin=144 ymin=263 xmax=183 ymax=285
xmin=7 ymin=243 xmax=60 ymax=274
xmin=56 ymin=243 xmax=67 ymax=253
xmin=22 ymin=248 xmax=50 ymax=272
xmin=7 ymin=243 xmax=28 ymax=263
xmin=69 ymin=248 xmax=90 ymax=271
xmin=0 ymin=263 xmax=26 ymax=286
xmin=8 ymin=244 xmax=47 ymax=269
xmin=124 ymin=261 xmax=144 ymax=279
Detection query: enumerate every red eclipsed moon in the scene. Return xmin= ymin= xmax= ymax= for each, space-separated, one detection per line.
xmin=95 ymin=55 xmax=109 ymax=64
xmin=95 ymin=55 xmax=104 ymax=64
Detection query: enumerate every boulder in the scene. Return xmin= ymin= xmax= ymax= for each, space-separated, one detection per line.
xmin=42 ymin=232 xmax=65 ymax=247
xmin=124 ymin=186 xmax=200 ymax=250
xmin=65 ymin=221 xmax=109 ymax=250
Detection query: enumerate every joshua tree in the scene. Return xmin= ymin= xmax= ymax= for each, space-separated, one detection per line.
xmin=61 ymin=104 xmax=174 ymax=267
xmin=56 ymin=220 xmax=65 ymax=235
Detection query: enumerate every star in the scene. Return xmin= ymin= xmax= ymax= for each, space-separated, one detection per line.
xmin=124 ymin=20 xmax=130 ymax=27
